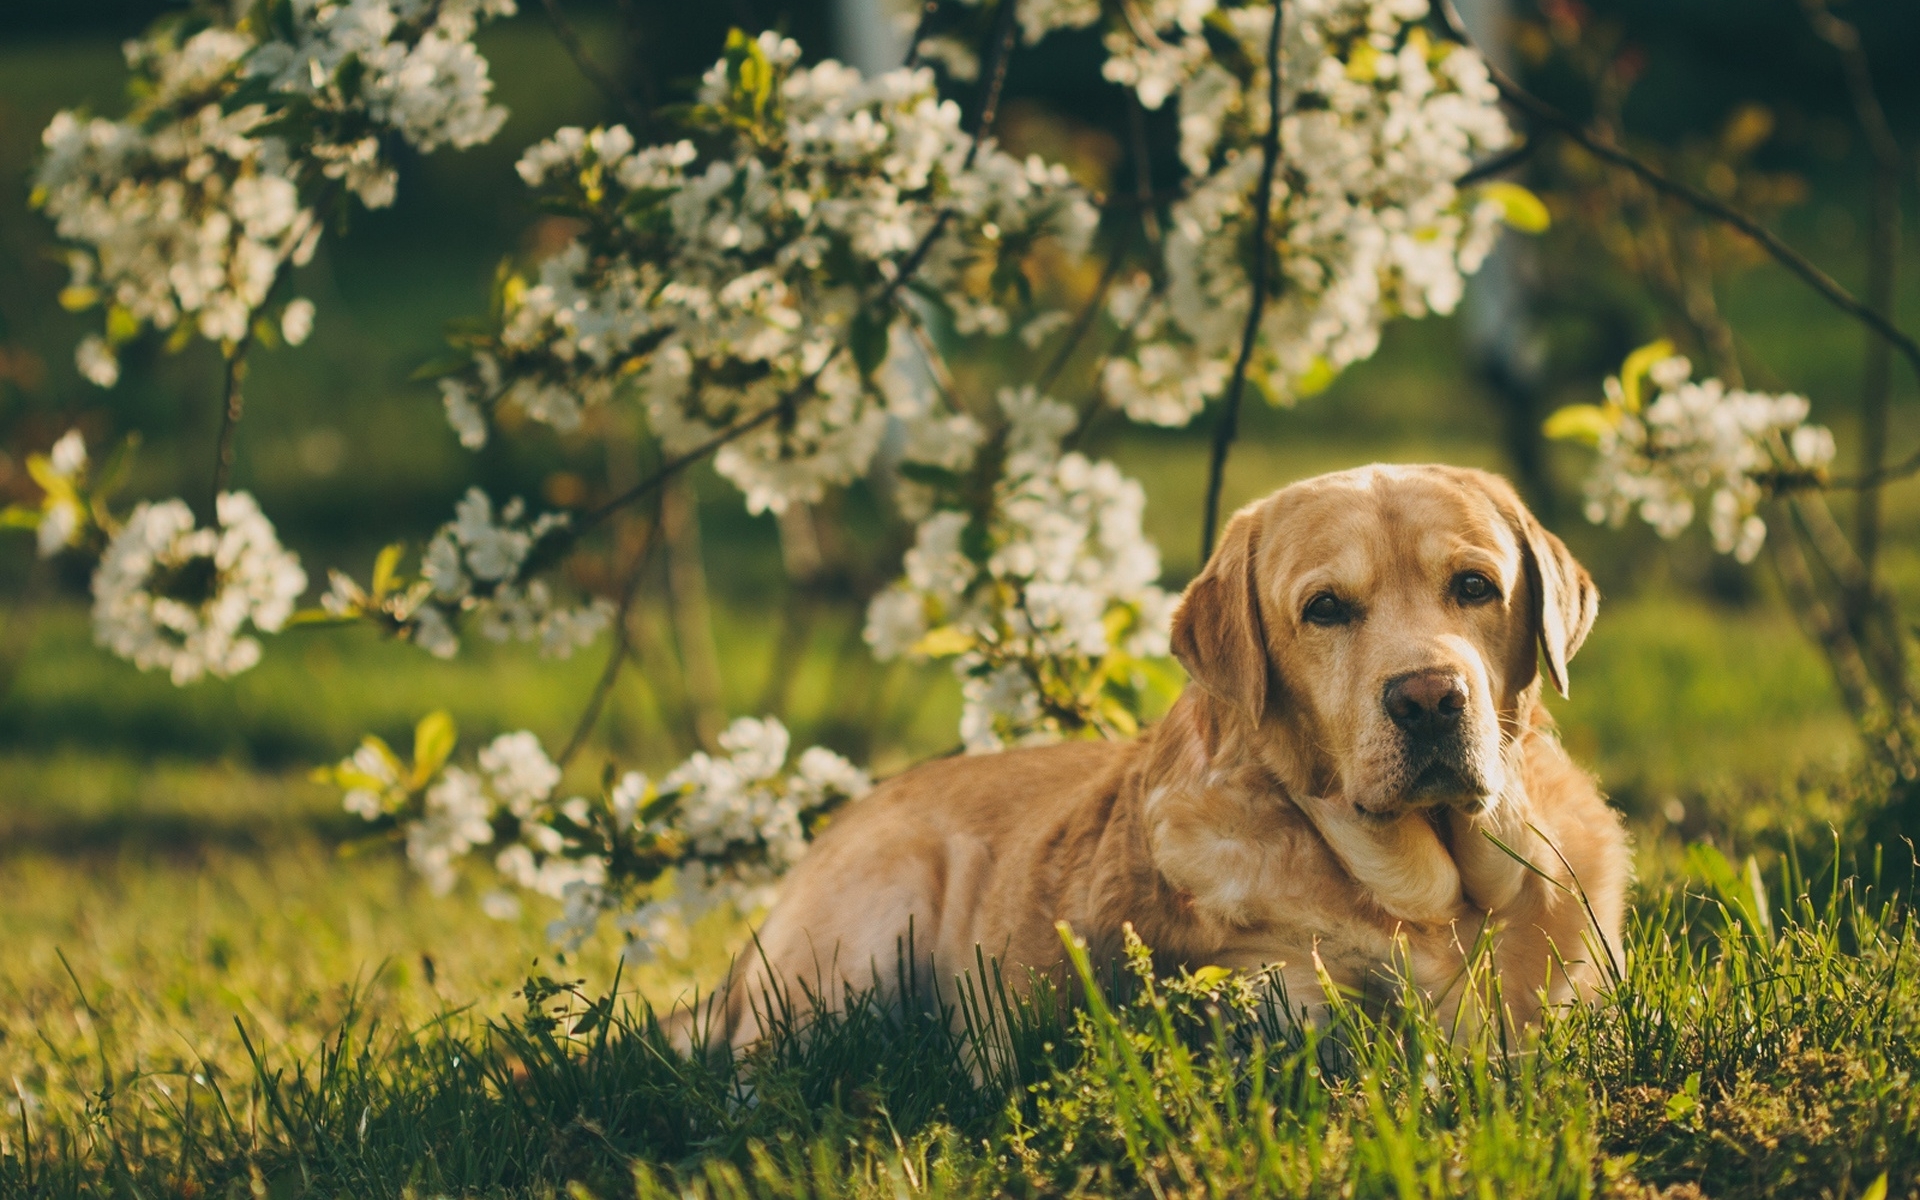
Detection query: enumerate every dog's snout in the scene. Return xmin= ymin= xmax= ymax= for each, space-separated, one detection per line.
xmin=1383 ymin=670 xmax=1467 ymax=737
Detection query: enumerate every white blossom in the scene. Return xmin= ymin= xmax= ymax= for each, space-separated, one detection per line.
xmin=450 ymin=35 xmax=1093 ymax=514
xmin=866 ymin=388 xmax=1174 ymax=752
xmin=333 ymin=716 xmax=871 ymax=964
xmin=477 ymin=730 xmax=560 ymax=817
xmin=413 ymin=488 xmax=607 ymax=659
xmin=1075 ymin=0 xmax=1514 ymax=423
xmin=280 ymin=298 xmax=315 ymax=345
xmin=408 ymin=766 xmax=495 ymax=893
xmin=31 ymin=430 xmax=91 ymax=558
xmin=91 ymin=491 xmax=307 ymax=685
xmin=1568 ymin=352 xmax=1835 ymax=563
xmin=34 ymin=1 xmax=512 ymax=382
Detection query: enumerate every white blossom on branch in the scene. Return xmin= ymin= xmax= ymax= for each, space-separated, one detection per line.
xmin=1546 ymin=342 xmax=1837 ymax=563
xmin=436 ymin=30 xmax=1096 ymax=514
xmin=92 ymin=490 xmax=308 ymax=685
xmin=317 ymin=487 xmax=612 ymax=660
xmin=33 ymin=0 xmax=514 ymax=385
xmin=319 ymin=712 xmax=871 ymax=963
xmin=865 ymin=387 xmax=1177 ymax=753
xmin=962 ymin=0 xmax=1518 ymax=424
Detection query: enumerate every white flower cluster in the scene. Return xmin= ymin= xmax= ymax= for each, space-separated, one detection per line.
xmin=1567 ymin=352 xmax=1836 ymax=563
xmin=92 ymin=491 xmax=308 ymax=685
xmin=441 ymin=31 xmax=1095 ymax=514
xmin=865 ymin=388 xmax=1175 ymax=753
xmin=969 ymin=0 xmax=1510 ymax=424
xmin=33 ymin=0 xmax=512 ymax=385
xmin=595 ymin=717 xmax=872 ymax=962
xmin=29 ymin=431 xmax=90 ymax=558
xmin=331 ymin=715 xmax=870 ymax=963
xmin=397 ymin=487 xmax=613 ymax=658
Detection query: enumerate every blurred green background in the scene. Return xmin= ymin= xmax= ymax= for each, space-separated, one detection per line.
xmin=0 ymin=0 xmax=1916 ymax=1032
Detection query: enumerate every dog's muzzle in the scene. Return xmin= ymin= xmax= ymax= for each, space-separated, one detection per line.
xmin=1381 ymin=669 xmax=1488 ymax=810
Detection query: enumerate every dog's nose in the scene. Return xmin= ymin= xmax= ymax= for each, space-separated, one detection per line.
xmin=1383 ymin=670 xmax=1467 ymax=737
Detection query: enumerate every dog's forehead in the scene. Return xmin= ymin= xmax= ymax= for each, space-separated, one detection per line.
xmin=1259 ymin=465 xmax=1519 ymax=577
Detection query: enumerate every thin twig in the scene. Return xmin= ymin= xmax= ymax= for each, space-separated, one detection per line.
xmin=555 ymin=515 xmax=659 ymax=769
xmin=1200 ymin=0 xmax=1284 ymax=564
xmin=539 ymin=0 xmax=651 ymax=131
xmin=902 ymin=0 xmax=940 ymax=69
xmin=209 ymin=333 xmax=253 ymax=514
xmin=966 ymin=0 xmax=1022 ymax=163
xmin=1036 ymin=221 xmax=1135 ymax=396
xmin=1456 ymin=139 xmax=1537 ymax=187
xmin=1125 ymin=90 xmax=1163 ymax=247
xmin=1431 ymin=0 xmax=1920 ymax=400
xmin=1800 ymin=0 xmax=1903 ymax=604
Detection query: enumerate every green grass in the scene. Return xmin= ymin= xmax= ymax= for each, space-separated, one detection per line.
xmin=6 ymin=832 xmax=1919 ymax=1198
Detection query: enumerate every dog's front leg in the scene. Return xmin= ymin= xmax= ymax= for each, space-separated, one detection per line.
xmin=1292 ymin=794 xmax=1465 ymax=925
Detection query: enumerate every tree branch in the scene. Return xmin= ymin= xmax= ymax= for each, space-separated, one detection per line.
xmin=209 ymin=332 xmax=253 ymax=515
xmin=1432 ymin=0 xmax=1920 ymax=402
xmin=1200 ymin=0 xmax=1284 ymax=564
xmin=1798 ymin=0 xmax=1903 ymax=604
xmin=555 ymin=514 xmax=658 ymax=769
xmin=1456 ymin=139 xmax=1537 ymax=187
xmin=1037 ymin=220 xmax=1135 ymax=396
xmin=539 ymin=0 xmax=652 ymax=132
xmin=966 ymin=0 xmax=1021 ymax=163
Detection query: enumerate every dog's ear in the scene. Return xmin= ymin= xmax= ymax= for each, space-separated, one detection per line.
xmin=1517 ymin=509 xmax=1598 ymax=699
xmin=1170 ymin=510 xmax=1271 ymax=726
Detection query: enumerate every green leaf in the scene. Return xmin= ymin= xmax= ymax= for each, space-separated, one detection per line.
xmin=897 ymin=461 xmax=964 ymax=489
xmin=1542 ymin=404 xmax=1615 ymax=446
xmin=370 ymin=543 xmax=405 ymax=599
xmin=912 ymin=626 xmax=977 ymax=659
xmin=849 ymin=307 xmax=890 ymax=378
xmin=409 ymin=354 xmax=471 ymax=383
xmin=57 ymin=286 xmax=99 ymax=313
xmin=1860 ymin=1173 xmax=1889 ymax=1200
xmin=250 ymin=314 xmax=281 ymax=350
xmin=0 ymin=506 xmax=44 ymax=530
xmin=284 ymin=607 xmax=353 ymax=627
xmin=1664 ymin=1072 xmax=1702 ymax=1125
xmin=1292 ymin=356 xmax=1338 ymax=400
xmin=411 ymin=711 xmax=458 ymax=785
xmin=91 ymin=432 xmax=141 ymax=504
xmin=105 ymin=305 xmax=141 ymax=346
xmin=1618 ymin=339 xmax=1676 ymax=413
xmin=1188 ymin=965 xmax=1232 ymax=990
xmin=1478 ymin=181 xmax=1551 ymax=234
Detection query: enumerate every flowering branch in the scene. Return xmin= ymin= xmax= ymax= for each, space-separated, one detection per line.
xmin=1431 ymin=0 xmax=1920 ymax=413
xmin=1200 ymin=0 xmax=1284 ymax=563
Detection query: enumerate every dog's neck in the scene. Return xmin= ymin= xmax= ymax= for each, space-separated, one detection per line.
xmin=1136 ymin=687 xmax=1539 ymax=932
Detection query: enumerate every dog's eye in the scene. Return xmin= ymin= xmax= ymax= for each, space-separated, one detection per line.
xmin=1453 ymin=571 xmax=1497 ymax=604
xmin=1303 ymin=593 xmax=1351 ymax=626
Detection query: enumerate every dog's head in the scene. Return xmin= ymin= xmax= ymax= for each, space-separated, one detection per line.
xmin=1170 ymin=465 xmax=1596 ymax=818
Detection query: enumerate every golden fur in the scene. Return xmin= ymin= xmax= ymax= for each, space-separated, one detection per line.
xmin=716 ymin=464 xmax=1628 ymax=1039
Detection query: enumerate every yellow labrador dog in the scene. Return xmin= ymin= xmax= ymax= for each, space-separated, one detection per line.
xmin=720 ymin=464 xmax=1627 ymax=1039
